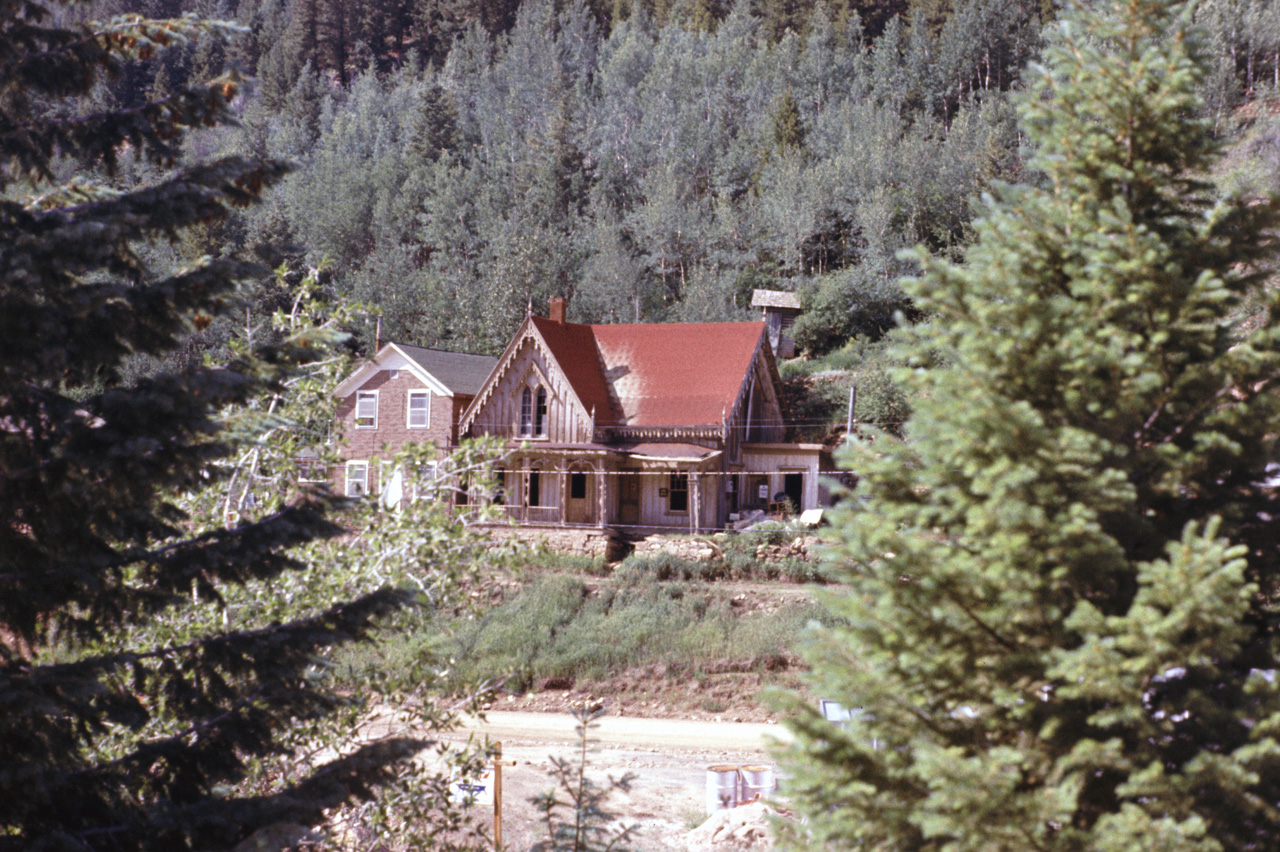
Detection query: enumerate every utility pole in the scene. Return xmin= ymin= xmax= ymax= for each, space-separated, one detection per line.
xmin=846 ymin=385 xmax=857 ymax=440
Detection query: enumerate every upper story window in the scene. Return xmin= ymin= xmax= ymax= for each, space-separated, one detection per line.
xmin=407 ymin=391 xmax=430 ymax=428
xmin=519 ymin=385 xmax=548 ymax=437
xmin=355 ymin=391 xmax=377 ymax=428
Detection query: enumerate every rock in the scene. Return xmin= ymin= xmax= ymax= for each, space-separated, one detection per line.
xmin=685 ymin=802 xmax=778 ymax=851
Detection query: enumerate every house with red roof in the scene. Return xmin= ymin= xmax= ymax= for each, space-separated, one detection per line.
xmin=331 ymin=342 xmax=497 ymax=497
xmin=458 ymin=297 xmax=827 ymax=536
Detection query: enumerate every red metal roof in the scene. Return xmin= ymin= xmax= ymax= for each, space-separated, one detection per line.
xmin=530 ymin=316 xmax=766 ymax=429
xmin=529 ymin=316 xmax=622 ymax=426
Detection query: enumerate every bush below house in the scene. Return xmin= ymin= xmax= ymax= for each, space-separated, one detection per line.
xmin=334 ymin=566 xmax=832 ymax=699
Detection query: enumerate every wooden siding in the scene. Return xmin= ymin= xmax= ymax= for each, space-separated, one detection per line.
xmin=724 ymin=347 xmax=786 ymax=461
xmin=619 ymin=467 xmax=719 ymax=531
xmin=466 ymin=336 xmax=592 ymax=442
xmin=740 ymin=445 xmax=824 ymax=510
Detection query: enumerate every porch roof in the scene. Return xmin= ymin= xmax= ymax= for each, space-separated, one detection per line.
xmin=504 ymin=441 xmax=614 ymax=456
xmin=616 ymin=442 xmax=722 ymax=462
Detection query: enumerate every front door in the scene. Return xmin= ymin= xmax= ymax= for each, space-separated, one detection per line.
xmin=618 ymin=472 xmax=639 ymax=526
xmin=566 ymin=467 xmax=594 ymax=524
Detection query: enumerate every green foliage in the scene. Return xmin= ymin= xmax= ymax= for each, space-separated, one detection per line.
xmin=783 ymin=0 xmax=1280 ymax=849
xmin=76 ymin=0 xmax=1273 ymax=363
xmin=436 ymin=570 xmax=826 ymax=690
xmin=780 ymin=336 xmax=912 ymax=438
xmin=531 ymin=707 xmax=639 ymax=852
xmin=0 ymin=6 xmax=490 ymax=849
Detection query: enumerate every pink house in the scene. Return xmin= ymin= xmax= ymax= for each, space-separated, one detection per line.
xmin=331 ymin=342 xmax=497 ymax=497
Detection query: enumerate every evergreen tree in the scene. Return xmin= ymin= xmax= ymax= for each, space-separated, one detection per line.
xmin=784 ymin=0 xmax=1280 ymax=850
xmin=0 ymin=5 xmax=425 ymax=849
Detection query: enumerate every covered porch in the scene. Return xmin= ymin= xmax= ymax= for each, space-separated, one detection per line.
xmin=488 ymin=442 xmax=727 ymax=533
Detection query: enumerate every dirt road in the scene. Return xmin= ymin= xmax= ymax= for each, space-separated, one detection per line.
xmin=443 ymin=711 xmax=794 ymax=851
xmin=459 ymin=710 xmax=793 ymax=751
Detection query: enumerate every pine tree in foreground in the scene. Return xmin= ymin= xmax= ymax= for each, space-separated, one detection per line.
xmin=0 ymin=4 xmax=428 ymax=849
xmin=783 ymin=0 xmax=1280 ymax=849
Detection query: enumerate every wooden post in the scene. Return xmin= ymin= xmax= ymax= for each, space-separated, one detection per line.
xmin=690 ymin=471 xmax=699 ymax=534
xmin=494 ymin=741 xmax=503 ymax=850
xmin=492 ymin=742 xmax=517 ymax=850
xmin=559 ymin=462 xmax=567 ymax=525
xmin=597 ymin=461 xmax=606 ymax=527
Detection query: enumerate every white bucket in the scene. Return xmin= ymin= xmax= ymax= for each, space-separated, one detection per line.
xmin=706 ymin=765 xmax=739 ymax=813
xmin=739 ymin=765 xmax=774 ymax=803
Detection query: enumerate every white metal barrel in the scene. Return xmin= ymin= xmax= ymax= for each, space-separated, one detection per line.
xmin=739 ymin=765 xmax=774 ymax=803
xmin=706 ymin=764 xmax=739 ymax=813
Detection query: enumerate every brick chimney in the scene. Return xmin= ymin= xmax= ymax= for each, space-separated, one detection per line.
xmin=548 ymin=295 xmax=567 ymax=324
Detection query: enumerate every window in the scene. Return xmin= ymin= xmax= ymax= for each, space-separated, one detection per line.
xmin=407 ymin=391 xmax=430 ymax=428
xmin=345 ymin=461 xmax=369 ymax=496
xmin=520 ymin=387 xmax=533 ymax=436
xmin=355 ymin=390 xmax=377 ymax=428
xmin=406 ymin=462 xmax=438 ymax=502
xmin=519 ymin=385 xmax=548 ymax=437
xmin=668 ymin=472 xmax=688 ymax=512
xmin=528 ymin=468 xmax=542 ymax=507
xmin=297 ymin=458 xmax=328 ymax=482
xmin=570 ymin=471 xmax=587 ymax=499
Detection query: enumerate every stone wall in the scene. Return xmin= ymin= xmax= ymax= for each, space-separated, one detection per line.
xmin=632 ymin=532 xmax=817 ymax=563
xmin=481 ymin=524 xmax=614 ymax=557
xmin=480 ymin=524 xmax=817 ymax=563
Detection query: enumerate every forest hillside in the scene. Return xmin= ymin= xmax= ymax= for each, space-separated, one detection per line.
xmin=71 ymin=0 xmax=1280 ymax=376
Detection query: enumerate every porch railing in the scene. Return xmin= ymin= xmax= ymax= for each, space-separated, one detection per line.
xmin=497 ymin=505 xmax=563 ymax=524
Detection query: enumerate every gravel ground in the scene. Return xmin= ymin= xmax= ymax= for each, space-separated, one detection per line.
xmin=442 ymin=711 xmax=795 ymax=851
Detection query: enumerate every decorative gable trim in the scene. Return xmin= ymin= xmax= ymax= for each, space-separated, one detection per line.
xmin=460 ymin=319 xmax=594 ymax=437
xmin=524 ymin=323 xmax=592 ymax=430
xmin=725 ymin=327 xmax=770 ymax=433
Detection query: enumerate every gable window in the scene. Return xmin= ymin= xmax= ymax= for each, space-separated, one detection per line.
xmin=520 ymin=387 xmax=533 ymax=436
xmin=519 ymin=385 xmax=548 ymax=437
xmin=345 ymin=461 xmax=369 ymax=496
xmin=668 ymin=472 xmax=688 ymax=513
xmin=355 ymin=391 xmax=377 ymax=428
xmin=535 ymin=387 xmax=547 ymax=435
xmin=407 ymin=391 xmax=430 ymax=428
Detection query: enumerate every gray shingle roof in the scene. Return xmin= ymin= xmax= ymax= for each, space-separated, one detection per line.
xmin=750 ymin=289 xmax=801 ymax=310
xmin=396 ymin=344 xmax=497 ymax=395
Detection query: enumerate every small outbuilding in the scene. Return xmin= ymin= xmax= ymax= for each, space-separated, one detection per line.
xmin=750 ymin=289 xmax=801 ymax=359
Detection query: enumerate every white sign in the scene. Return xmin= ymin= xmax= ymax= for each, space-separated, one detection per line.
xmin=451 ymin=768 xmax=495 ymax=806
xmin=819 ymin=699 xmax=855 ymax=726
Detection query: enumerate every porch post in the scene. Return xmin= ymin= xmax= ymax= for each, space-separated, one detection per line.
xmin=690 ymin=471 xmax=700 ymax=534
xmin=559 ymin=460 xmax=567 ymax=525
xmin=597 ymin=461 xmax=607 ymax=528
